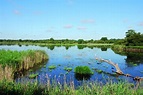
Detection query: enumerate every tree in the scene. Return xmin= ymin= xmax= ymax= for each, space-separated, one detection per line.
xmin=100 ymin=37 xmax=108 ymax=41
xmin=125 ymin=29 xmax=143 ymax=46
xmin=77 ymin=39 xmax=84 ymax=44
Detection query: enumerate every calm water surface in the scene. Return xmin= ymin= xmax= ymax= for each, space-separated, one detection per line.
xmin=0 ymin=45 xmax=143 ymax=86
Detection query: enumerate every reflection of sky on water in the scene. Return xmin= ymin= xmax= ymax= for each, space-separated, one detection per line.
xmin=0 ymin=45 xmax=143 ymax=86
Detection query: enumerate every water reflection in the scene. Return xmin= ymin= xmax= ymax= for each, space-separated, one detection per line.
xmin=75 ymin=73 xmax=91 ymax=81
xmin=0 ymin=45 xmax=143 ymax=87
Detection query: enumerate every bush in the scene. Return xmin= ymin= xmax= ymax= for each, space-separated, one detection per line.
xmin=74 ymin=66 xmax=93 ymax=75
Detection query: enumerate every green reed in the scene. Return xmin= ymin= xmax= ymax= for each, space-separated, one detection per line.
xmin=0 ymin=49 xmax=48 ymax=67
xmin=0 ymin=79 xmax=142 ymax=95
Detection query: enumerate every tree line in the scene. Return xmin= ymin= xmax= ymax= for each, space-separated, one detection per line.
xmin=0 ymin=29 xmax=142 ymax=46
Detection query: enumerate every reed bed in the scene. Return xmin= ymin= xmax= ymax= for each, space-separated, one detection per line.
xmin=0 ymin=77 xmax=142 ymax=95
xmin=0 ymin=49 xmax=48 ymax=67
xmin=0 ymin=49 xmax=48 ymax=80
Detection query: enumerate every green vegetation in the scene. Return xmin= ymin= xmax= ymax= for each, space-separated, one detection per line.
xmin=64 ymin=67 xmax=72 ymax=72
xmin=0 ymin=49 xmax=48 ymax=81
xmin=96 ymin=70 xmax=103 ymax=73
xmin=74 ymin=66 xmax=93 ymax=75
xmin=0 ymin=80 xmax=142 ymax=95
xmin=0 ymin=49 xmax=48 ymax=67
xmin=28 ymin=73 xmax=38 ymax=79
xmin=48 ymin=65 xmax=56 ymax=69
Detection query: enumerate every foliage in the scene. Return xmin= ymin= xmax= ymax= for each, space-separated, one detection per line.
xmin=0 ymin=80 xmax=143 ymax=95
xmin=100 ymin=37 xmax=108 ymax=41
xmin=29 ymin=73 xmax=39 ymax=79
xmin=0 ymin=49 xmax=48 ymax=67
xmin=74 ymin=66 xmax=93 ymax=75
xmin=48 ymin=65 xmax=56 ymax=69
xmin=125 ymin=29 xmax=143 ymax=46
xmin=64 ymin=67 xmax=72 ymax=72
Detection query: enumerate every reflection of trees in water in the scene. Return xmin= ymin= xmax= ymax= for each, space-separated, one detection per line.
xmin=77 ymin=45 xmax=86 ymax=49
xmin=112 ymin=48 xmax=143 ymax=66
xmin=101 ymin=47 xmax=107 ymax=51
xmin=125 ymin=53 xmax=143 ymax=64
xmin=75 ymin=73 xmax=91 ymax=81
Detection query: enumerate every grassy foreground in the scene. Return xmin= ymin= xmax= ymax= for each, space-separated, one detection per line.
xmin=0 ymin=80 xmax=142 ymax=95
xmin=0 ymin=49 xmax=48 ymax=81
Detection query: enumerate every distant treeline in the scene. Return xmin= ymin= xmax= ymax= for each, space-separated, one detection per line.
xmin=0 ymin=29 xmax=143 ymax=46
xmin=0 ymin=37 xmax=121 ymax=45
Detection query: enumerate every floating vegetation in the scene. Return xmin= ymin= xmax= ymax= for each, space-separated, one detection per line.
xmin=58 ymin=64 xmax=61 ymax=66
xmin=48 ymin=65 xmax=56 ymax=69
xmin=133 ymin=64 xmax=137 ymax=66
xmin=28 ymin=73 xmax=38 ymax=79
xmin=96 ymin=70 xmax=103 ymax=73
xmin=43 ymin=65 xmax=46 ymax=68
xmin=64 ymin=67 xmax=72 ymax=72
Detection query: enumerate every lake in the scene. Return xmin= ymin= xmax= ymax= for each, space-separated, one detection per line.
xmin=0 ymin=45 xmax=143 ymax=87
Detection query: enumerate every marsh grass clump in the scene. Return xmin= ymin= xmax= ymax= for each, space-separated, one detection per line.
xmin=48 ymin=65 xmax=56 ymax=69
xmin=29 ymin=73 xmax=38 ymax=79
xmin=74 ymin=66 xmax=93 ymax=75
xmin=0 ymin=49 xmax=48 ymax=80
xmin=0 ymin=49 xmax=48 ymax=68
xmin=64 ymin=67 xmax=72 ymax=72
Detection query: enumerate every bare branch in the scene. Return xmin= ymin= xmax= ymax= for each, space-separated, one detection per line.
xmin=95 ymin=57 xmax=123 ymax=74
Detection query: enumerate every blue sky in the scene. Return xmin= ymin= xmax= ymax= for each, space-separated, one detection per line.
xmin=0 ymin=0 xmax=143 ymax=40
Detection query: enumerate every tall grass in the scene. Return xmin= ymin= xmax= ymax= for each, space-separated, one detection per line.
xmin=0 ymin=49 xmax=48 ymax=67
xmin=0 ymin=79 xmax=142 ymax=95
xmin=0 ymin=49 xmax=48 ymax=81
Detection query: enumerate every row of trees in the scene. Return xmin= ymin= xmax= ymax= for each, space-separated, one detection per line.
xmin=0 ymin=37 xmax=119 ymax=44
xmin=0 ymin=29 xmax=142 ymax=46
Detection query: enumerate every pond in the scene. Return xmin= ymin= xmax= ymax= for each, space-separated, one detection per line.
xmin=0 ymin=45 xmax=143 ymax=87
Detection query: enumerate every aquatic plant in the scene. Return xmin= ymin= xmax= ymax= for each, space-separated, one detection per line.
xmin=64 ymin=67 xmax=72 ymax=72
xmin=74 ymin=66 xmax=93 ymax=75
xmin=48 ymin=65 xmax=56 ymax=69
xmin=29 ymin=73 xmax=38 ymax=79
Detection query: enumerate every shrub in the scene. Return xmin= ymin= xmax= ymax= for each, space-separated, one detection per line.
xmin=74 ymin=66 xmax=93 ymax=75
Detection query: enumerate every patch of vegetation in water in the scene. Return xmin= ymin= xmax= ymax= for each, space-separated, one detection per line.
xmin=28 ymin=73 xmax=38 ymax=79
xmin=96 ymin=70 xmax=103 ymax=73
xmin=64 ymin=67 xmax=72 ymax=72
xmin=74 ymin=66 xmax=93 ymax=75
xmin=48 ymin=65 xmax=56 ymax=69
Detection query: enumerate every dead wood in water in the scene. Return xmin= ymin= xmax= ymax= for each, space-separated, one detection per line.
xmin=95 ymin=55 xmax=143 ymax=89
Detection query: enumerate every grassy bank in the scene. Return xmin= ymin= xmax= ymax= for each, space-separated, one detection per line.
xmin=112 ymin=45 xmax=143 ymax=53
xmin=0 ymin=49 xmax=48 ymax=80
xmin=0 ymin=80 xmax=142 ymax=95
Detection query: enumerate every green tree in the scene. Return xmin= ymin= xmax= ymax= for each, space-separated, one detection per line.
xmin=125 ymin=29 xmax=143 ymax=46
xmin=77 ymin=39 xmax=84 ymax=44
xmin=100 ymin=37 xmax=108 ymax=41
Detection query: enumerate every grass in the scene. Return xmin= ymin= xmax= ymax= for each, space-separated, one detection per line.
xmin=48 ymin=65 xmax=56 ymax=69
xmin=64 ymin=67 xmax=73 ymax=72
xmin=0 ymin=49 xmax=48 ymax=67
xmin=0 ymin=79 xmax=143 ymax=95
xmin=0 ymin=49 xmax=48 ymax=81
xmin=29 ymin=73 xmax=39 ymax=79
xmin=74 ymin=66 xmax=93 ymax=75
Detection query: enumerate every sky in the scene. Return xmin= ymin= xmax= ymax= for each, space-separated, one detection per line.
xmin=0 ymin=0 xmax=143 ymax=40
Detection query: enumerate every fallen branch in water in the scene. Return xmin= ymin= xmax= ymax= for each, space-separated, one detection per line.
xmin=95 ymin=55 xmax=143 ymax=89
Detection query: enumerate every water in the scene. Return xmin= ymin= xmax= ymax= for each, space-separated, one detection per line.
xmin=0 ymin=45 xmax=143 ymax=87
